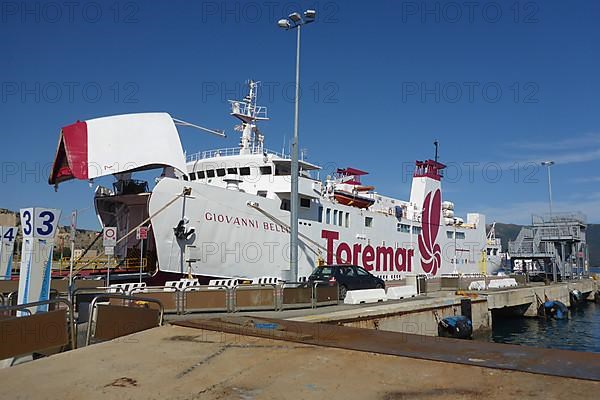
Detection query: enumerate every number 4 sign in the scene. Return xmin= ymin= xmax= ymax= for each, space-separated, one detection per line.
xmin=1 ymin=226 xmax=16 ymax=243
xmin=0 ymin=226 xmax=17 ymax=279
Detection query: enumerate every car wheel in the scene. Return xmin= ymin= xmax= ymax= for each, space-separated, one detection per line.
xmin=339 ymin=285 xmax=348 ymax=300
xmin=375 ymin=283 xmax=384 ymax=289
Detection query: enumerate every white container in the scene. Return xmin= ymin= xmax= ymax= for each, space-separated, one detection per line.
xmin=442 ymin=201 xmax=454 ymax=210
xmin=443 ymin=209 xmax=455 ymax=218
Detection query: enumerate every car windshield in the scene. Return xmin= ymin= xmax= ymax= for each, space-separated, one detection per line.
xmin=310 ymin=267 xmax=333 ymax=278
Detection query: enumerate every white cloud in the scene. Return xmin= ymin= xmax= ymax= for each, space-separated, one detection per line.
xmin=508 ymin=133 xmax=600 ymax=151
xmin=495 ymin=132 xmax=600 ymax=167
xmin=575 ymin=176 xmax=600 ymax=183
xmin=477 ymin=198 xmax=600 ymax=225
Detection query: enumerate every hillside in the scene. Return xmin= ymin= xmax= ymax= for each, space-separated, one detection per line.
xmin=491 ymin=223 xmax=600 ymax=268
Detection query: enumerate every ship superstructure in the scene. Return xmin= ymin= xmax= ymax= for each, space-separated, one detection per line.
xmin=49 ymin=81 xmax=498 ymax=281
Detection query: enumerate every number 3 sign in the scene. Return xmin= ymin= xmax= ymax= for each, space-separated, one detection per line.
xmin=20 ymin=208 xmax=61 ymax=239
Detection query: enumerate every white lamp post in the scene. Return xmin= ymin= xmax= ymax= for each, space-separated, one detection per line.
xmin=541 ymin=161 xmax=555 ymax=217
xmin=278 ymin=9 xmax=316 ymax=282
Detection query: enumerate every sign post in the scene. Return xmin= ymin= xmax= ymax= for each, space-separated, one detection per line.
xmin=103 ymin=227 xmax=117 ymax=286
xmin=68 ymin=210 xmax=77 ymax=298
xmin=136 ymin=226 xmax=148 ymax=284
xmin=17 ymin=208 xmax=61 ymax=315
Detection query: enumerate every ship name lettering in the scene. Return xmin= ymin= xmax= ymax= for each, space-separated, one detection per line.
xmin=204 ymin=212 xmax=259 ymax=229
xmin=321 ymin=229 xmax=413 ymax=272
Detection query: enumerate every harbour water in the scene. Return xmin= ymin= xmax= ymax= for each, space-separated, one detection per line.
xmin=488 ymin=298 xmax=600 ymax=353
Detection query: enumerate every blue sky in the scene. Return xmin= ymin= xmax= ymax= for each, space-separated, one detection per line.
xmin=1 ymin=0 xmax=599 ymax=229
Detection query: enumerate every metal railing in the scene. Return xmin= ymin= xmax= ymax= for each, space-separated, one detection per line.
xmin=85 ymin=294 xmax=164 ymax=345
xmin=0 ymin=298 xmax=76 ymax=351
xmin=182 ymin=285 xmax=230 ymax=314
xmin=233 ymin=284 xmax=278 ymax=312
xmin=51 ymin=257 xmax=148 ymax=274
xmin=129 ymin=286 xmax=182 ymax=314
xmin=186 ymin=147 xmax=288 ymax=162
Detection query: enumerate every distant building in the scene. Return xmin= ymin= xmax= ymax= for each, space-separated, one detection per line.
xmin=0 ymin=208 xmax=18 ymax=226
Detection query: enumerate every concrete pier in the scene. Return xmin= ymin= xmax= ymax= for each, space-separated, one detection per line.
xmin=164 ymin=279 xmax=598 ymax=337
xmin=288 ymin=294 xmax=491 ymax=336
xmin=485 ymin=279 xmax=596 ymax=317
xmin=1 ymin=321 xmax=598 ymax=400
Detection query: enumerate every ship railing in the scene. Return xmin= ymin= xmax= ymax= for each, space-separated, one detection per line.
xmin=229 ymin=101 xmax=268 ymax=120
xmin=186 ymin=147 xmax=288 ymax=162
xmin=53 ymin=257 xmax=148 ymax=275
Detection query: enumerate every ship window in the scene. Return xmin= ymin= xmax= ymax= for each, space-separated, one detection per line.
xmin=397 ymin=223 xmax=410 ymax=233
xmin=240 ymin=167 xmax=251 ymax=176
xmin=300 ymin=198 xmax=311 ymax=208
xmin=189 ymin=172 xmax=197 ymax=181
xmin=227 ymin=168 xmax=237 ymax=174
xmin=318 ymin=206 xmax=323 ymax=223
xmin=456 ymin=232 xmax=465 ymax=239
xmin=447 ymin=231 xmax=454 ymax=239
xmin=206 ymin=170 xmax=215 ymax=178
xmin=182 ymin=175 xmax=189 ymax=181
xmin=260 ymin=166 xmax=272 ymax=175
xmin=333 ymin=210 xmax=338 ymax=225
xmin=326 ymin=208 xmax=331 ymax=224
xmin=275 ymin=164 xmax=291 ymax=175
xmin=280 ymin=198 xmax=290 ymax=211
xmin=257 ymin=191 xmax=267 ymax=198
xmin=345 ymin=212 xmax=350 ymax=228
xmin=365 ymin=216 xmax=373 ymax=228
xmin=487 ymin=248 xmax=491 ymax=256
xmin=197 ymin=171 xmax=205 ymax=179
xmin=412 ymin=226 xmax=422 ymax=235
xmin=216 ymin=168 xmax=226 ymax=177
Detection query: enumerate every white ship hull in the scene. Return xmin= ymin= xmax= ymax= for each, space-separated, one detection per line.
xmin=143 ymin=177 xmax=489 ymax=280
xmin=50 ymin=82 xmax=499 ymax=280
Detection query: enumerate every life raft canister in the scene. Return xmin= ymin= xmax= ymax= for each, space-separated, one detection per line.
xmin=540 ymin=300 xmax=569 ymax=320
xmin=437 ymin=315 xmax=473 ymax=339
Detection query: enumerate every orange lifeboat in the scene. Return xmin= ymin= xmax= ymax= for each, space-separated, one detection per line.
xmin=333 ymin=190 xmax=375 ymax=209
xmin=333 ymin=168 xmax=375 ymax=208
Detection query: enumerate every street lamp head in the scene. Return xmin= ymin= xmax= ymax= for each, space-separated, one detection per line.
xmin=288 ymin=12 xmax=302 ymax=23
xmin=541 ymin=161 xmax=555 ymax=166
xmin=277 ymin=19 xmax=291 ymax=29
xmin=304 ymin=9 xmax=316 ymax=21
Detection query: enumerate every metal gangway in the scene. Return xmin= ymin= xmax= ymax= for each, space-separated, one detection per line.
xmin=508 ymin=212 xmax=589 ymax=281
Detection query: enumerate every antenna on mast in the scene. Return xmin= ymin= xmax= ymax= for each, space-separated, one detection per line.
xmin=229 ymin=80 xmax=269 ymax=155
xmin=434 ymin=140 xmax=439 ymax=163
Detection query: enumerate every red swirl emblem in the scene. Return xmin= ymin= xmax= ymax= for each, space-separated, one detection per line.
xmin=418 ymin=189 xmax=442 ymax=276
